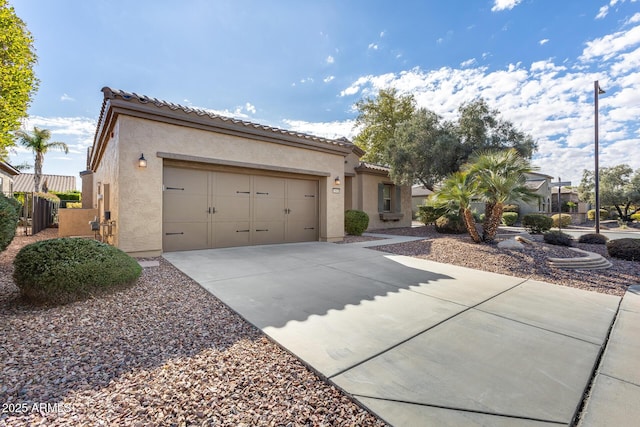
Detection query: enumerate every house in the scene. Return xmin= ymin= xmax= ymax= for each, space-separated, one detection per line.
xmin=411 ymin=184 xmax=434 ymax=217
xmin=520 ymin=172 xmax=553 ymax=216
xmin=13 ymin=174 xmax=76 ymax=193
xmin=78 ymin=87 xmax=411 ymax=256
xmin=0 ymin=160 xmax=20 ymax=195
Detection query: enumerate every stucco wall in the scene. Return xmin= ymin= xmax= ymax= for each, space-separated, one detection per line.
xmin=357 ymin=173 xmax=412 ymax=230
xmin=0 ymin=171 xmax=14 ymax=194
xmin=58 ymin=208 xmax=99 ymax=237
xmin=92 ymin=121 xmax=121 ymax=247
xmin=104 ymin=116 xmax=346 ymax=254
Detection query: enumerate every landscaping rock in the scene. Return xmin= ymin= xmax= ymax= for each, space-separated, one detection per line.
xmin=497 ymin=238 xmax=525 ymax=250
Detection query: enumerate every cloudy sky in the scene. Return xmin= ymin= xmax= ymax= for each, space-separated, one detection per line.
xmin=8 ymin=0 xmax=640 ymax=188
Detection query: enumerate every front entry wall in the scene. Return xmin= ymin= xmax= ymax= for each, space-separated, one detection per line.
xmin=163 ymin=166 xmax=318 ymax=251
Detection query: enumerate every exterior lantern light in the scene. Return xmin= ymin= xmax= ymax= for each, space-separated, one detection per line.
xmin=334 ymin=176 xmax=341 ymax=186
xmin=138 ymin=153 xmax=147 ymax=168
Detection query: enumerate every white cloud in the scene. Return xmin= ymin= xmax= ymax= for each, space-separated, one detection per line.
xmin=368 ymin=43 xmax=378 ymax=50
xmin=323 ymin=75 xmax=335 ymax=83
xmin=627 ymin=12 xmax=640 ymax=24
xmin=380 ymin=31 xmax=385 ymax=38
xmin=580 ymin=24 xmax=640 ymax=61
xmin=460 ymin=58 xmax=477 ymax=67
xmin=596 ymin=5 xmax=609 ymax=19
xmin=282 ymin=119 xmax=357 ymax=140
xmin=539 ymin=39 xmax=549 ymax=45
xmin=245 ymin=102 xmax=256 ymax=114
xmin=60 ymin=93 xmax=75 ymax=102
xmin=491 ymin=0 xmax=522 ymax=12
xmin=326 ymin=55 xmax=334 ymax=64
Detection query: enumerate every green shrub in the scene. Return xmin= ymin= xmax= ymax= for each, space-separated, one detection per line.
xmin=544 ymin=230 xmax=573 ymax=246
xmin=578 ymin=233 xmax=609 ymax=245
xmin=0 ymin=194 xmax=21 ymax=252
xmin=503 ymin=204 xmax=520 ymax=214
xmin=587 ymin=209 xmax=609 ymax=221
xmin=551 ymin=213 xmax=572 ymax=228
xmin=501 ymin=212 xmax=518 ymax=226
xmin=13 ymin=238 xmax=142 ymax=304
xmin=51 ymin=191 xmax=81 ymax=201
xmin=606 ymin=238 xmax=640 ymax=261
xmin=522 ymin=214 xmax=553 ymax=234
xmin=630 ymin=212 xmax=640 ymax=222
xmin=65 ymin=202 xmax=83 ymax=209
xmin=417 ymin=205 xmax=446 ymax=225
xmin=344 ymin=209 xmax=369 ymax=236
xmin=435 ymin=213 xmax=467 ymax=234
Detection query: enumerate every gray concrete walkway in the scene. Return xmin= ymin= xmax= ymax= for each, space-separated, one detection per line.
xmin=163 ymin=241 xmax=635 ymax=426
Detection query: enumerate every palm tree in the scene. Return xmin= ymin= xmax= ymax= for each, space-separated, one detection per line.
xmin=467 ymin=149 xmax=538 ymax=242
xmin=16 ymin=127 xmax=68 ymax=192
xmin=433 ymin=171 xmax=482 ymax=243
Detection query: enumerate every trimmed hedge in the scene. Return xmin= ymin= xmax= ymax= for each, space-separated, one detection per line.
xmin=345 ymin=209 xmax=369 ymax=236
xmin=544 ymin=230 xmax=573 ymax=246
xmin=606 ymin=238 xmax=640 ymax=261
xmin=13 ymin=238 xmax=142 ymax=304
xmin=587 ymin=209 xmax=609 ymax=221
xmin=522 ymin=214 xmax=553 ymax=234
xmin=0 ymin=194 xmax=21 ymax=252
xmin=435 ymin=213 xmax=467 ymax=234
xmin=551 ymin=213 xmax=572 ymax=228
xmin=417 ymin=205 xmax=446 ymax=225
xmin=501 ymin=212 xmax=518 ymax=226
xmin=578 ymin=233 xmax=609 ymax=245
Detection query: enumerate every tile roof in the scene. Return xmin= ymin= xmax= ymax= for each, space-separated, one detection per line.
xmin=13 ymin=174 xmax=77 ymax=193
xmin=0 ymin=161 xmax=20 ymax=176
xmin=355 ymin=162 xmax=391 ymax=173
xmin=98 ymin=87 xmax=355 ymax=152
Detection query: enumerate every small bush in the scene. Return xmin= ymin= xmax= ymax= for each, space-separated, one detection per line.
xmin=606 ymin=238 xmax=640 ymax=261
xmin=13 ymin=238 xmax=142 ymax=304
xmin=345 ymin=209 xmax=369 ymax=236
xmin=435 ymin=213 xmax=467 ymax=234
xmin=544 ymin=230 xmax=573 ymax=246
xmin=502 ymin=212 xmax=518 ymax=226
xmin=522 ymin=214 xmax=553 ymax=234
xmin=578 ymin=233 xmax=609 ymax=245
xmin=587 ymin=209 xmax=609 ymax=221
xmin=503 ymin=204 xmax=520 ymax=214
xmin=551 ymin=213 xmax=572 ymax=228
xmin=630 ymin=212 xmax=640 ymax=222
xmin=417 ymin=205 xmax=445 ymax=225
xmin=65 ymin=202 xmax=83 ymax=209
xmin=0 ymin=194 xmax=21 ymax=252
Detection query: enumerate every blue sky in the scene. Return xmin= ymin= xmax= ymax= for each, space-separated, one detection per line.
xmin=8 ymin=0 xmax=640 ymax=188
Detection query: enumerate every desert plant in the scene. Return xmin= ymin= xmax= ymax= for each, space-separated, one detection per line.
xmin=587 ymin=209 xmax=609 ymax=221
xmin=551 ymin=213 xmax=572 ymax=228
xmin=13 ymin=238 xmax=142 ymax=304
xmin=544 ymin=231 xmax=573 ymax=246
xmin=435 ymin=213 xmax=467 ymax=234
xmin=344 ymin=209 xmax=369 ymax=236
xmin=606 ymin=238 xmax=640 ymax=261
xmin=578 ymin=233 xmax=609 ymax=244
xmin=501 ymin=212 xmax=518 ymax=226
xmin=522 ymin=214 xmax=553 ymax=234
xmin=631 ymin=213 xmax=640 ymax=222
xmin=503 ymin=204 xmax=520 ymax=214
xmin=0 ymin=194 xmax=21 ymax=252
xmin=417 ymin=204 xmax=446 ymax=225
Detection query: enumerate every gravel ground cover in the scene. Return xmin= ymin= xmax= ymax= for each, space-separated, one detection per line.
xmin=1 ymin=229 xmax=386 ymax=427
xmin=370 ymin=225 xmax=640 ymax=296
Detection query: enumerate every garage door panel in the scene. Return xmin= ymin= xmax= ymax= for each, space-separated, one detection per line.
xmin=287 ymin=179 xmax=318 ymax=198
xmin=287 ymin=198 xmax=317 ymax=221
xmin=286 ymin=221 xmax=318 ymax=243
xmin=214 ymin=196 xmax=251 ymax=221
xmin=163 ymin=222 xmax=209 ymax=252
xmin=213 ymin=221 xmax=251 ymax=248
xmin=164 ymin=193 xmax=208 ymax=223
xmin=253 ymin=221 xmax=285 ymax=245
xmin=255 ymin=176 xmax=285 ymax=198
xmin=214 ymin=172 xmax=251 ymax=197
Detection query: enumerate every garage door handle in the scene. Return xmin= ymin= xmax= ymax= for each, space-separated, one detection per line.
xmin=304 ymin=227 xmax=315 ymax=230
xmin=165 ymin=232 xmax=184 ymax=235
xmin=208 ymin=207 xmax=216 ymax=214
xmin=256 ymin=192 xmax=269 ymax=195
xmin=284 ymin=208 xmax=291 ymax=214
xmin=236 ymin=229 xmax=250 ymax=233
xmin=256 ymin=229 xmax=269 ymax=232
xmin=165 ymin=186 xmax=185 ymax=191
xmin=236 ymin=191 xmax=250 ymax=194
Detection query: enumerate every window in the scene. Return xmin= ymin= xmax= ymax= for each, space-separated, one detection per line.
xmin=382 ymin=184 xmax=392 ymax=212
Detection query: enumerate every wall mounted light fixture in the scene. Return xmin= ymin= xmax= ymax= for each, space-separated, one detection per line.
xmin=138 ymin=153 xmax=147 ymax=168
xmin=334 ymin=176 xmax=341 ymax=186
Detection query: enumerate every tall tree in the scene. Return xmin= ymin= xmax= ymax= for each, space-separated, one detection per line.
xmin=456 ymin=99 xmax=537 ymax=159
xmin=16 ymin=127 xmax=68 ymax=192
xmin=578 ymin=165 xmax=640 ymax=222
xmin=353 ymin=88 xmax=416 ymax=164
xmin=433 ymin=171 xmax=482 ymax=243
xmin=0 ymin=0 xmax=39 ymax=159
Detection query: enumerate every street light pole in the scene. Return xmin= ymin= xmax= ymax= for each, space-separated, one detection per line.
xmin=594 ymin=80 xmax=605 ymax=234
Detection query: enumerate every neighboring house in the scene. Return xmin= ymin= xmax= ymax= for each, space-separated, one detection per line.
xmin=81 ymin=87 xmax=411 ymax=256
xmin=551 ymin=187 xmax=587 ymax=213
xmin=0 ymin=160 xmax=20 ymax=195
xmin=520 ymin=172 xmax=553 ymax=216
xmin=411 ymin=184 xmax=434 ymax=216
xmin=13 ymin=174 xmax=76 ymax=193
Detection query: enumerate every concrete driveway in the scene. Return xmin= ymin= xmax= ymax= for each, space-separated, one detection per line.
xmin=164 ymin=240 xmax=628 ymax=426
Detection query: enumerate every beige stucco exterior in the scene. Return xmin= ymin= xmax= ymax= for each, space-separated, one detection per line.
xmin=0 ymin=161 xmax=19 ymax=195
xmin=58 ymin=208 xmax=98 ymax=237
xmin=85 ymin=88 xmax=412 ymax=255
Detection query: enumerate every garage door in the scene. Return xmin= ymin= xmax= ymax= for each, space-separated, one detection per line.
xmin=163 ymin=167 xmax=318 ymax=251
